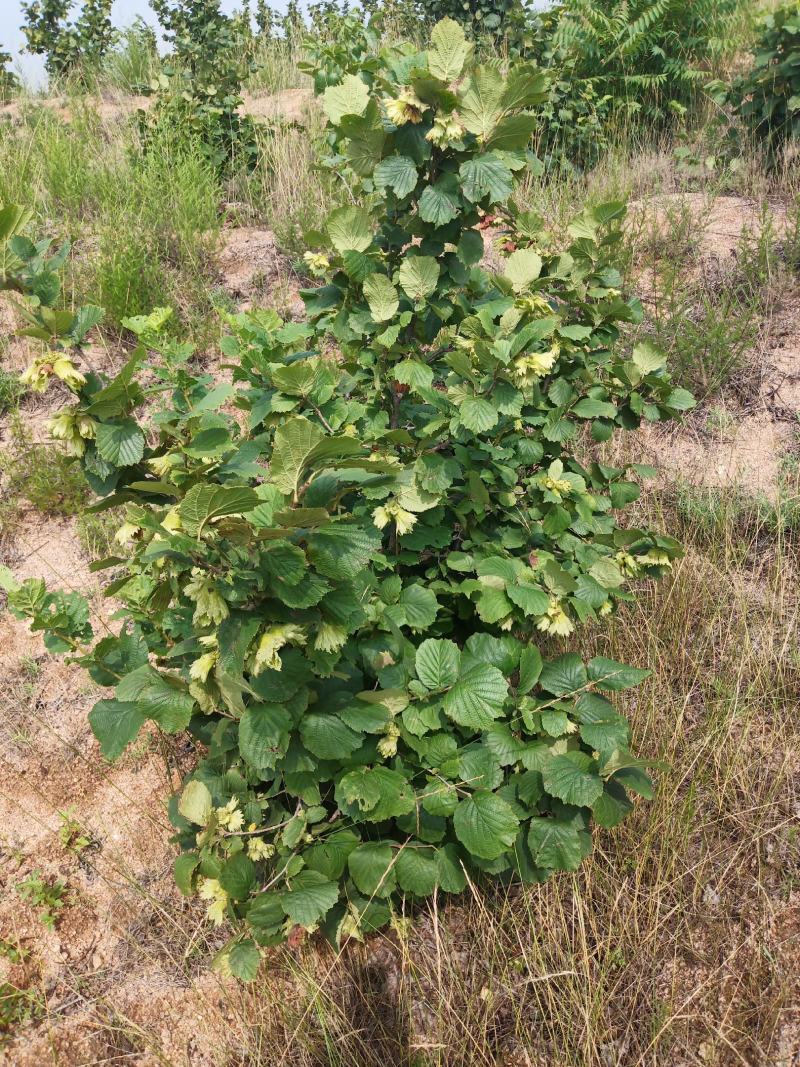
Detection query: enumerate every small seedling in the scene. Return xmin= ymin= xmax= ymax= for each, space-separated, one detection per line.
xmin=16 ymin=871 xmax=68 ymax=930
xmin=58 ymin=810 xmax=93 ymax=855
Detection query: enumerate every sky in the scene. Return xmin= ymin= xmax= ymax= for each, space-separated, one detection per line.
xmin=1 ymin=0 xmax=291 ymax=88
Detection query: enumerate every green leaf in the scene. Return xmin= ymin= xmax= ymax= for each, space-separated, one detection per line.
xmin=587 ymin=657 xmax=650 ymax=691
xmin=539 ymin=654 xmax=587 ymax=696
xmin=436 ymin=843 xmax=467 ymax=892
xmin=459 ymin=153 xmax=513 ymax=203
xmin=444 ymin=663 xmax=507 ymax=728
xmin=542 ymin=755 xmax=604 ymax=807
xmin=327 ymin=206 xmax=373 ymax=254
xmin=428 ymin=17 xmax=473 ymax=83
xmin=308 ymin=522 xmax=381 ymax=579
xmin=239 ymin=704 xmax=291 ymax=769
xmin=573 ymin=398 xmax=617 ymax=419
xmin=220 ymin=853 xmax=256 ymax=900
xmin=453 ymin=790 xmax=519 ymax=860
xmin=348 ymin=842 xmax=396 ymax=896
xmin=419 ymin=181 xmax=461 ymax=226
xmin=393 ymin=360 xmax=434 ymax=391
xmin=179 ymin=484 xmax=260 ymax=537
xmin=224 ymin=939 xmax=261 ymax=982
xmin=503 ymin=248 xmax=542 ymax=292
xmin=336 ymin=766 xmax=415 ymax=822
xmin=268 ymin=416 xmax=324 ymax=496
xmin=88 ymin=698 xmax=145 ymax=760
xmin=416 ymin=638 xmax=461 ymax=690
xmin=395 ymin=846 xmax=438 ymax=895
xmin=280 ymin=870 xmax=339 ymax=927
xmin=632 ymin=340 xmax=666 ymax=374
xmin=116 ymin=665 xmax=195 ymax=732
xmin=374 ymin=155 xmax=418 ymax=198
xmin=397 ymin=256 xmax=440 ymax=301
xmin=397 ymin=584 xmax=439 ymax=630
xmin=460 ymin=66 xmax=505 ymax=141
xmin=460 ymin=396 xmax=498 ymax=433
xmin=322 ymin=74 xmax=370 ymax=124
xmin=506 ymin=583 xmax=549 ymax=617
xmin=174 ymin=853 xmax=200 ymax=896
xmin=517 ymin=645 xmax=543 ymax=694
xmin=178 ymin=780 xmax=213 ymax=826
xmin=528 ymin=816 xmax=590 ymax=871
xmin=486 ymin=113 xmax=539 ymax=150
xmin=95 ymin=419 xmax=145 ymax=467
xmin=363 ymin=273 xmax=399 ymax=322
xmin=300 ymin=713 xmax=362 ymax=760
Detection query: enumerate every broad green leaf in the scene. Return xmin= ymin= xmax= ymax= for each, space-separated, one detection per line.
xmin=528 ymin=816 xmax=590 ymax=871
xmin=397 ymin=256 xmax=440 ymax=301
xmin=503 ymin=248 xmax=542 ymax=292
xmin=419 ymin=181 xmax=461 ymax=226
xmin=395 ymin=846 xmax=438 ymax=895
xmin=453 ymin=790 xmax=519 ymax=860
xmin=178 ymin=780 xmax=213 ymax=826
xmin=327 ymin=206 xmax=373 ymax=254
xmin=300 ymin=713 xmax=362 ymax=760
xmin=280 ymin=870 xmax=339 ymax=927
xmin=459 ymin=154 xmax=514 ymax=203
xmin=363 ymin=273 xmax=399 ymax=322
xmin=307 ymin=521 xmax=381 ymax=579
xmin=459 ymin=396 xmax=498 ymax=433
xmin=374 ymin=155 xmax=418 ymax=198
xmin=220 ymin=853 xmax=256 ymax=900
xmin=460 ymin=66 xmax=505 ymax=140
xmin=322 ymin=74 xmax=370 ymax=124
xmin=348 ymin=842 xmax=396 ymax=896
xmin=88 ymin=698 xmax=145 ymax=760
xmin=506 ymin=583 xmax=549 ymax=617
xmin=393 ymin=360 xmax=434 ymax=391
xmin=95 ymin=419 xmax=145 ymax=467
xmin=268 ymin=416 xmax=324 ymax=496
xmin=116 ymin=665 xmax=195 ymax=732
xmin=222 ymin=939 xmax=261 ymax=982
xmin=174 ymin=854 xmax=200 ymax=896
xmin=428 ymin=17 xmax=473 ymax=83
xmin=486 ymin=113 xmax=539 ymax=150
xmin=542 ymin=755 xmax=604 ymax=807
xmin=336 ymin=766 xmax=415 ymax=822
xmin=436 ymin=843 xmax=467 ymax=892
xmin=538 ymin=654 xmax=587 ymax=696
xmin=239 ymin=703 xmax=292 ymax=769
xmin=632 ymin=340 xmax=666 ymax=374
xmin=179 ymin=484 xmax=260 ymax=537
xmin=415 ymin=638 xmax=460 ymax=690
xmin=517 ymin=645 xmax=543 ymax=694
xmin=304 ymin=830 xmax=360 ymax=880
xmin=587 ymin=657 xmax=650 ymax=691
xmin=444 ymin=662 xmax=507 ymax=728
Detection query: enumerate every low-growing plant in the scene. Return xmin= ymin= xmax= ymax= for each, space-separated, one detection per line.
xmin=58 ymin=809 xmax=94 ymax=853
xmin=0 ymin=369 xmax=24 ymax=414
xmin=3 ymin=21 xmax=694 ymax=979
xmin=15 ymin=871 xmax=68 ymax=929
xmin=731 ymin=2 xmax=800 ymax=162
xmin=0 ymin=983 xmax=42 ymax=1043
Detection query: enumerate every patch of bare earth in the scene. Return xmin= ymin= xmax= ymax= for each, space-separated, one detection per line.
xmin=217 ymin=225 xmax=305 ymax=316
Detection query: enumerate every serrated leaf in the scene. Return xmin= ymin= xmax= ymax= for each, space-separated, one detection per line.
xmin=268 ymin=416 xmax=324 ymax=496
xmin=179 ymin=484 xmax=260 ymax=537
xmin=224 ymin=939 xmax=261 ymax=982
xmin=395 ymin=846 xmax=438 ymax=895
xmin=503 ymin=248 xmax=542 ymax=291
xmin=459 ymin=153 xmax=513 ymax=203
xmin=632 ymin=340 xmax=666 ymax=374
xmin=374 ymin=155 xmax=418 ymax=198
xmin=444 ymin=662 xmax=507 ymax=728
xmin=327 ymin=205 xmax=373 ymax=254
xmin=428 ymin=17 xmax=473 ymax=83
xmin=588 ymin=657 xmax=650 ymax=691
xmin=116 ymin=665 xmax=195 ymax=732
xmin=539 ymin=654 xmax=587 ymax=696
xmin=178 ymin=779 xmax=213 ymax=826
xmin=459 ymin=396 xmax=498 ymax=433
xmin=220 ymin=853 xmax=256 ymax=900
xmin=322 ymin=74 xmax=370 ymax=124
xmin=336 ymin=766 xmax=415 ymax=822
xmin=300 ymin=713 xmax=362 ymax=760
xmin=460 ymin=66 xmax=505 ymax=141
xmin=397 ymin=584 xmax=439 ymax=630
xmin=416 ymin=638 xmax=461 ymax=690
xmin=95 ymin=419 xmax=145 ymax=467
xmin=397 ymin=256 xmax=439 ymax=301
xmin=307 ymin=521 xmax=381 ymax=579
xmin=239 ymin=703 xmax=291 ymax=769
xmin=348 ymin=842 xmax=396 ymax=896
xmin=363 ymin=273 xmax=399 ymax=322
xmin=393 ymin=359 xmax=434 ymax=391
xmin=529 ymin=815 xmax=591 ymax=871
xmin=419 ymin=181 xmax=461 ymax=226
xmin=280 ymin=870 xmax=339 ymax=927
xmin=88 ymin=698 xmax=145 ymax=760
xmin=453 ymin=790 xmax=519 ymax=860
xmin=542 ymin=755 xmax=603 ymax=807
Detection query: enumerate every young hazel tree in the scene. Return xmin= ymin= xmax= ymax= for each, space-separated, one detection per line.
xmin=3 ymin=20 xmax=693 ymax=980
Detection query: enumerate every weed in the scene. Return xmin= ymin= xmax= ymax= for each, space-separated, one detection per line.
xmin=15 ymin=871 xmax=68 ymax=929
xmin=0 ymin=983 xmax=43 ymax=1043
xmin=57 ymin=809 xmax=94 ymax=854
xmin=0 ymin=369 xmax=24 ymax=413
xmin=75 ymin=508 xmax=120 ymax=558
xmin=0 ymin=938 xmax=29 ymax=964
xmin=0 ymin=414 xmax=87 ymax=519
